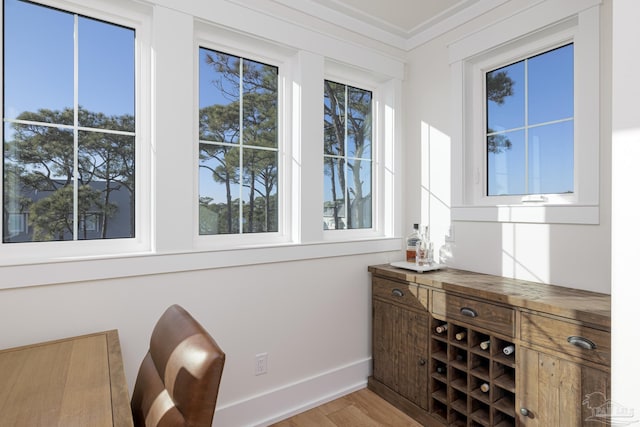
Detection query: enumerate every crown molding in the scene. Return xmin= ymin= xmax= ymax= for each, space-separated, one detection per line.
xmin=269 ymin=0 xmax=511 ymax=51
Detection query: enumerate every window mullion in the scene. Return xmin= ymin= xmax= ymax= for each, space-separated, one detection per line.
xmin=238 ymin=58 xmax=244 ymax=234
xmin=73 ymin=13 xmax=79 ymax=240
xmin=343 ymin=85 xmax=349 ymax=229
xmin=524 ymin=57 xmax=529 ymax=196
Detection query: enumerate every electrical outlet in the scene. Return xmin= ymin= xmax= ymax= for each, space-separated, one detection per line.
xmin=255 ymin=353 xmax=268 ymax=375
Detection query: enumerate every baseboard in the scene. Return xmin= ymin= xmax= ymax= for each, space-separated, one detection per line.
xmin=213 ymin=357 xmax=371 ymax=427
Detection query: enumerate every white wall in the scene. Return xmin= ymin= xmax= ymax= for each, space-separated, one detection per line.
xmin=611 ymin=0 xmax=640 ymax=416
xmin=404 ymin=0 xmax=612 ymax=293
xmin=0 ymin=252 xmax=396 ymax=426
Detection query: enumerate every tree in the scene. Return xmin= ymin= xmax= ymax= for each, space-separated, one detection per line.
xmin=3 ymin=107 xmax=134 ymax=242
xmin=28 ymin=184 xmax=102 ymax=241
xmin=486 ymin=70 xmax=514 ymax=105
xmin=344 ymin=88 xmax=371 ymax=229
xmin=200 ymin=102 xmax=241 ymax=234
xmin=199 ymin=50 xmax=279 ymax=234
xmin=78 ymin=109 xmax=135 ymax=237
xmin=324 ymin=81 xmax=346 ymax=230
xmin=486 ymin=70 xmax=516 ymax=154
xmin=323 ymin=81 xmax=372 ymax=229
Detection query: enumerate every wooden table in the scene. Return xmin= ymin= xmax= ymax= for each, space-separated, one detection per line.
xmin=0 ymin=330 xmax=133 ymax=427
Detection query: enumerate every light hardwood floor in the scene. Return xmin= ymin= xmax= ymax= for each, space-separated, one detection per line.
xmin=269 ymin=388 xmax=422 ymax=427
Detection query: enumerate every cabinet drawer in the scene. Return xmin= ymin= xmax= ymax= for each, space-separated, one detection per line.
xmin=520 ymin=312 xmax=610 ymax=366
xmin=372 ymin=277 xmax=427 ymax=311
xmin=432 ymin=291 xmax=514 ymax=336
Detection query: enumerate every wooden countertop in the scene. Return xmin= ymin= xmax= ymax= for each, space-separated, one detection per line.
xmin=368 ymin=264 xmax=611 ymax=329
xmin=0 ymin=330 xmax=133 ymax=427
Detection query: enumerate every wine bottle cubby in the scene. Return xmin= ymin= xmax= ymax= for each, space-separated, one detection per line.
xmin=429 ymin=317 xmax=516 ymax=427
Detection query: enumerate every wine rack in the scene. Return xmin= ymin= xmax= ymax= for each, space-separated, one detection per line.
xmin=429 ymin=317 xmax=516 ymax=427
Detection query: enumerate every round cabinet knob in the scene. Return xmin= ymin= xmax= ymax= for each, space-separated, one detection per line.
xmin=418 ymin=358 xmax=426 ymax=366
xmin=520 ymin=407 xmax=530 ymax=417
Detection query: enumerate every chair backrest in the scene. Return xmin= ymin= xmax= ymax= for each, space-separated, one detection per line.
xmin=131 ymin=304 xmax=225 ymax=427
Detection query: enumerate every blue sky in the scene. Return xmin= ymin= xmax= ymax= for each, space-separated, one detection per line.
xmin=3 ymin=0 xmax=134 ymax=122
xmin=487 ymin=44 xmax=574 ymax=196
xmin=199 ymin=48 xmax=238 ymax=113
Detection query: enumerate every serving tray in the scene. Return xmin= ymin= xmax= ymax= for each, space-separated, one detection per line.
xmin=389 ymin=261 xmax=445 ymax=273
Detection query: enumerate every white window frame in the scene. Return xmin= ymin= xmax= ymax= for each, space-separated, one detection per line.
xmin=193 ymin=22 xmax=294 ymax=250
xmin=0 ymin=0 xmax=152 ymax=265
xmin=449 ymin=0 xmax=601 ymax=224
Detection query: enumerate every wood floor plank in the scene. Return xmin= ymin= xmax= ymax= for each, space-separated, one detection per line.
xmin=327 ymin=404 xmax=383 ymax=427
xmin=282 ymin=410 xmax=338 ymax=427
xmin=269 ymin=389 xmax=422 ymax=427
xmin=344 ymin=390 xmax=423 ymax=427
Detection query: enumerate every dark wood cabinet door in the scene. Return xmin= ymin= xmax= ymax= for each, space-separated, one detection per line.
xmin=372 ymin=298 xmax=429 ymax=410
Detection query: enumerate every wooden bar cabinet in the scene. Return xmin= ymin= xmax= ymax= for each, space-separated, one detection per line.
xmin=368 ymin=265 xmax=611 ymax=427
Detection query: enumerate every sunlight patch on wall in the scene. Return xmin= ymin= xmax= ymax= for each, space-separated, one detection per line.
xmin=420 ymin=121 xmax=451 ymax=261
xmin=501 ymin=223 xmax=549 ymax=283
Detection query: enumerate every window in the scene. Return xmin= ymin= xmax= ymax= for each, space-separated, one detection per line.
xmin=198 ymin=48 xmax=279 ymax=235
xmin=449 ymin=1 xmax=600 ymax=224
xmin=3 ymin=0 xmax=136 ymax=242
xmin=323 ymin=80 xmax=372 ymax=230
xmin=486 ymin=44 xmax=574 ymax=197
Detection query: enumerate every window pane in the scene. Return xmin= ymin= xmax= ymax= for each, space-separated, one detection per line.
xmin=243 ymin=60 xmax=278 ymax=149
xmin=3 ymin=124 xmax=74 ymax=242
xmin=486 ymin=61 xmax=524 ymax=132
xmin=528 ymin=121 xmax=574 ymax=194
xmin=78 ymin=17 xmax=135 ymax=131
xmin=198 ymin=49 xmax=279 ymax=236
xmin=528 ymin=44 xmax=574 ymax=125
xmin=199 ymin=144 xmax=240 ymax=234
xmin=3 ymin=1 xmax=136 ymax=244
xmin=323 ymin=80 xmax=373 ymax=231
xmin=4 ymin=0 xmax=73 ymax=123
xmin=347 ymin=158 xmax=371 ymax=229
xmin=347 ymin=86 xmax=372 ymax=160
xmin=486 ymin=45 xmax=574 ymax=198
xmin=242 ymin=148 xmax=278 ymax=233
xmin=199 ymin=49 xmax=240 ymax=144
xmin=78 ymin=131 xmax=135 ymax=239
xmin=3 ymin=122 xmax=74 ymax=242
xmin=487 ymin=130 xmax=525 ymax=196
xmin=324 ymin=81 xmax=345 ymax=156
xmin=23 ymin=184 xmax=75 ymax=242
xmin=323 ymin=157 xmax=345 ymax=230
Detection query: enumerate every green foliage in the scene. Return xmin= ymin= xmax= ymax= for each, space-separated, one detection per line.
xmin=323 ymin=81 xmax=372 ymax=229
xmin=3 ymin=106 xmax=134 ymax=242
xmin=486 ymin=70 xmax=516 ymax=154
xmin=487 ymin=131 xmax=513 ymax=154
xmin=486 ymin=70 xmax=514 ymax=105
xmin=29 ymin=184 xmax=102 ymax=241
xmin=199 ymin=50 xmax=278 ymax=234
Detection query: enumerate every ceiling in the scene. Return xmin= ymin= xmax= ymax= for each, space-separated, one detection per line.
xmin=242 ymin=0 xmax=508 ymax=50
xmin=266 ymin=0 xmax=505 ymax=50
xmin=307 ymin=0 xmax=481 ymax=36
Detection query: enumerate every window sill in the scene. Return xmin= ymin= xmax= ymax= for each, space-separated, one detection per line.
xmin=0 ymin=237 xmax=402 ymax=291
xmin=451 ymin=205 xmax=599 ymax=225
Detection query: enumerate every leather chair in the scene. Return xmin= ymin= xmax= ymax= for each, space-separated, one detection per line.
xmin=131 ymin=304 xmax=225 ymax=427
